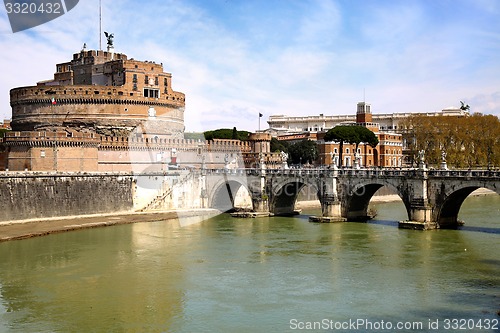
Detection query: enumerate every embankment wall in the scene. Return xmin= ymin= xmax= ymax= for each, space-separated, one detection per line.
xmin=0 ymin=172 xmax=134 ymax=222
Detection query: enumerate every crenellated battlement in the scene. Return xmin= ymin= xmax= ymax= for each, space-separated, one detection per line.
xmin=2 ymin=130 xmax=258 ymax=152
xmin=207 ymin=139 xmax=252 ymax=153
xmin=10 ymin=85 xmax=185 ymax=107
xmin=99 ymin=136 xmax=253 ymax=152
xmin=4 ymin=130 xmax=100 ymax=147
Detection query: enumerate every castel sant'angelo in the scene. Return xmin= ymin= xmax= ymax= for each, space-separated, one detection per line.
xmin=1 ymin=38 xmax=275 ymax=172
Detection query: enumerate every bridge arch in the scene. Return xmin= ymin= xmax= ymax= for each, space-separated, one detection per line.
xmin=270 ymin=175 xmax=319 ymax=216
xmin=342 ymin=181 xmax=410 ymax=221
xmin=436 ymin=184 xmax=500 ymax=228
xmin=209 ymin=179 xmax=250 ymax=212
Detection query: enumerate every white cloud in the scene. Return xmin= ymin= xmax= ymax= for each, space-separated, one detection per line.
xmin=469 ymin=92 xmax=500 ymax=116
xmin=1 ymin=0 xmax=499 ymax=131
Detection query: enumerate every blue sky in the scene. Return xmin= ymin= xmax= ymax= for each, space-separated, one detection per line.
xmin=1 ymin=0 xmax=499 ymax=132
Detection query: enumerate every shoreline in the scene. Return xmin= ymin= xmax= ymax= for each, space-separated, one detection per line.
xmin=1 ymin=189 xmax=496 ymax=242
xmin=0 ymin=209 xmax=220 ymax=242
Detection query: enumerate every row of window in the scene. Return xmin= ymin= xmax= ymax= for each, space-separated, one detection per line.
xmin=143 ymin=88 xmax=159 ymax=98
xmin=131 ymin=74 xmax=168 ymax=87
xmin=330 ymin=156 xmax=403 ymax=167
xmin=56 ymin=64 xmax=74 ymax=73
xmin=331 ymin=148 xmax=362 ymax=154
xmin=328 ymin=148 xmax=401 ymax=155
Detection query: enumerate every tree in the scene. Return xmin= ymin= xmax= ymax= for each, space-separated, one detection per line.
xmin=270 ymin=137 xmax=289 ymax=153
xmin=324 ymin=125 xmax=379 ymax=167
xmin=203 ymin=128 xmax=250 ymax=141
xmin=287 ymin=140 xmax=318 ymax=165
xmin=0 ymin=128 xmax=9 ymax=137
xmin=354 ymin=126 xmax=379 ymax=151
xmin=400 ymin=113 xmax=500 ymax=168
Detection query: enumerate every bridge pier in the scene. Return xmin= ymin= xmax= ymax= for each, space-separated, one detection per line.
xmin=310 ymin=198 xmax=346 ymax=222
xmin=310 ymin=174 xmax=346 ymax=223
xmin=252 ymin=196 xmax=269 ymax=214
xmin=399 ymin=198 xmax=437 ymax=230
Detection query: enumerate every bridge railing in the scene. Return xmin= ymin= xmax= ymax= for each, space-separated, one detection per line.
xmin=191 ymin=167 xmax=500 ymax=179
xmin=263 ymin=168 xmax=424 ymax=178
xmin=428 ymin=169 xmax=500 ymax=178
xmin=204 ymin=168 xmax=249 ymax=175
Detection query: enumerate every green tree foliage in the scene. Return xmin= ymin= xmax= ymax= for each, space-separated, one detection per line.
xmin=203 ymin=128 xmax=251 ymax=141
xmin=401 ymin=113 xmax=500 ymax=168
xmin=287 ymin=140 xmax=318 ymax=165
xmin=270 ymin=137 xmax=289 ymax=153
xmin=324 ymin=125 xmax=379 ymax=167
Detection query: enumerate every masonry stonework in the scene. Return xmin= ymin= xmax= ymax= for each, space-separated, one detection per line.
xmin=0 ymin=173 xmax=134 ymax=222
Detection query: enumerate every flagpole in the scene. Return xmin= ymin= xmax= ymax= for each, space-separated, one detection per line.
xmin=99 ymin=0 xmax=102 ymax=50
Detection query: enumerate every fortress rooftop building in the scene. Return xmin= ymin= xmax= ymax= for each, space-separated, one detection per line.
xmin=1 ymin=47 xmax=277 ymax=172
xmin=10 ymin=48 xmax=185 ymax=138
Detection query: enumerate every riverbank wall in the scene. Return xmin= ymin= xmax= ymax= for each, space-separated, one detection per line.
xmin=0 ymin=170 xmax=213 ymax=223
xmin=0 ymin=172 xmax=134 ymax=222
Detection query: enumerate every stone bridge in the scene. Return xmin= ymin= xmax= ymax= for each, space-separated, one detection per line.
xmin=201 ymin=167 xmax=500 ymax=230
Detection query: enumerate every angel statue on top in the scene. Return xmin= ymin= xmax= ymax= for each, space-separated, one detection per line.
xmin=104 ymin=32 xmax=114 ymax=48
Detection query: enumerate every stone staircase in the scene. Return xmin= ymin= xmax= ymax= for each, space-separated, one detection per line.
xmin=138 ymin=171 xmax=196 ymax=212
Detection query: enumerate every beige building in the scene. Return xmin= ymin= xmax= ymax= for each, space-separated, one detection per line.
xmin=267 ymin=106 xmax=469 ymax=136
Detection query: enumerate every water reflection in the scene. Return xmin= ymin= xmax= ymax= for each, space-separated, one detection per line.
xmin=0 ymin=194 xmax=498 ymax=332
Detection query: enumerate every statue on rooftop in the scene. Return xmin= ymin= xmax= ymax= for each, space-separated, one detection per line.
xmin=460 ymin=101 xmax=470 ymax=112
xmin=104 ymin=31 xmax=114 ymax=48
xmin=441 ymin=150 xmax=447 ymax=162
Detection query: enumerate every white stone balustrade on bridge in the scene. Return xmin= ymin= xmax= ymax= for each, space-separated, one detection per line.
xmin=2 ymin=167 xmax=498 ymax=229
xmin=198 ymin=167 xmax=500 ymax=230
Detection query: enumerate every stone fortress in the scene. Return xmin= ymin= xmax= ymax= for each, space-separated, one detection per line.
xmin=10 ymin=49 xmax=185 ymax=138
xmin=1 ymin=43 xmax=279 ymax=172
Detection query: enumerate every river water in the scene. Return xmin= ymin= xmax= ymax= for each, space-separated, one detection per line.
xmin=0 ymin=195 xmax=499 ymax=332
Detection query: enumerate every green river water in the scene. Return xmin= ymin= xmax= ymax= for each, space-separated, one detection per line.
xmin=0 ymin=195 xmax=499 ymax=332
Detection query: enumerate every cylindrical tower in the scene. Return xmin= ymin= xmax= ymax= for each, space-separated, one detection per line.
xmin=10 ymin=49 xmax=186 ymax=139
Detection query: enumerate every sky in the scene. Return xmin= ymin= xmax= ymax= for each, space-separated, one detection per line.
xmin=1 ymin=0 xmax=499 ymax=132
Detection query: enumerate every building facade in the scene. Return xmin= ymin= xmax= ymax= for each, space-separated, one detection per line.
xmin=1 ymin=47 xmax=279 ymax=172
xmin=318 ymin=102 xmax=403 ymax=168
xmin=269 ymin=102 xmax=471 ymax=168
xmin=277 ymin=102 xmax=403 ymax=168
xmin=267 ymin=106 xmax=468 ymax=136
